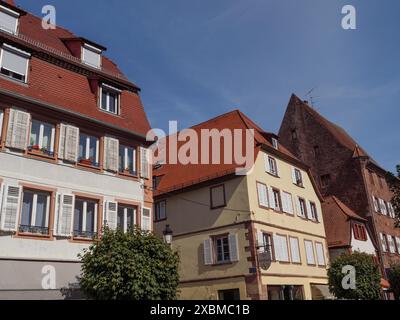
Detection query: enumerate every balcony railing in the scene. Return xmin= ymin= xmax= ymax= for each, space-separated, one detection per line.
xmin=19 ymin=225 xmax=49 ymax=235
xmin=73 ymin=230 xmax=97 ymax=239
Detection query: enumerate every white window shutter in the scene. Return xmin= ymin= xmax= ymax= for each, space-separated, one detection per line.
xmin=104 ymin=137 xmax=119 ymax=172
xmin=268 ymin=186 xmax=275 ymax=210
xmin=396 ymin=237 xmax=400 ymax=254
xmin=285 ymin=193 xmax=294 ymax=215
xmin=257 ymin=230 xmax=265 ymax=253
xmin=372 ymin=196 xmax=379 ymax=212
xmin=228 ymin=234 xmax=239 ymax=262
xmin=273 ymin=234 xmax=282 ymax=261
xmin=306 ymin=200 xmax=313 ymax=220
xmin=380 ymin=199 xmax=387 ymax=215
xmin=263 ymin=153 xmax=270 ymax=173
xmin=315 ymin=243 xmax=325 ymax=266
xmin=291 ymin=167 xmax=297 ymax=184
xmin=289 ymin=237 xmax=301 ymax=263
xmin=296 ymin=197 xmax=302 ymax=217
xmin=52 ymin=193 xmax=61 ymax=236
xmin=203 ymin=238 xmax=213 ymax=265
xmin=0 ymin=185 xmax=21 ymax=232
xmin=140 ymin=147 xmax=149 ymax=179
xmin=380 ymin=233 xmax=387 ymax=252
xmin=105 ymin=201 xmax=118 ymax=230
xmin=141 ymin=207 xmax=151 ymax=231
xmin=6 ymin=110 xmax=30 ymax=150
xmin=58 ymin=124 xmax=67 ymax=159
xmin=57 ymin=194 xmax=74 ymax=237
xmin=64 ymin=125 xmax=79 ymax=162
xmin=281 ymin=192 xmax=288 ymax=213
xmin=257 ymin=183 xmax=268 ymax=207
xmin=0 ymin=183 xmax=4 ymax=221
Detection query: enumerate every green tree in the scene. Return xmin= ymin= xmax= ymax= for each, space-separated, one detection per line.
xmin=386 ymin=164 xmax=400 ymax=227
xmin=387 ymin=263 xmax=400 ymax=300
xmin=327 ymin=252 xmax=381 ymax=300
xmin=79 ymin=227 xmax=180 ymax=300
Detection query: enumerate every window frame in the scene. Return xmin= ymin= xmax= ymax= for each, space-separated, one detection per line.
xmin=154 ymin=200 xmax=167 ymax=221
xmin=117 ymin=203 xmax=137 ymax=233
xmin=289 ymin=236 xmax=301 ymax=264
xmin=297 ymin=197 xmax=307 ymax=219
xmin=73 ymin=197 xmax=99 ymax=239
xmin=294 ymin=168 xmax=303 ymax=187
xmin=99 ymin=84 xmax=121 ymax=115
xmin=118 ymin=143 xmax=137 ymax=175
xmin=262 ymin=232 xmax=276 ymax=262
xmin=0 ymin=44 xmax=30 ymax=83
xmin=213 ymin=234 xmax=231 ymax=264
xmin=0 ymin=5 xmax=20 ymax=35
xmin=268 ymin=156 xmax=278 ymax=176
xmin=78 ymin=131 xmax=100 ymax=167
xmin=315 ymin=242 xmax=326 ymax=267
xmin=18 ymin=188 xmax=51 ymax=236
xmin=309 ymin=201 xmax=319 ymax=222
xmin=0 ymin=108 xmax=3 ymax=143
xmin=210 ymin=184 xmax=226 ymax=210
xmin=275 ymin=233 xmax=290 ymax=263
xmin=82 ymin=43 xmax=101 ymax=69
xmin=28 ymin=118 xmax=56 ymax=157
xmin=304 ymin=239 xmax=316 ymax=266
xmin=141 ymin=207 xmax=152 ymax=231
xmin=271 ymin=137 xmax=278 ymax=149
xmin=272 ymin=187 xmax=282 ymax=212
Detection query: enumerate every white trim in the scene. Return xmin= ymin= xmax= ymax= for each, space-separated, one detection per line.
xmin=2 ymin=43 xmax=30 ymax=58
xmin=0 ymin=5 xmax=20 ymax=18
xmin=0 ymin=109 xmax=3 ymax=139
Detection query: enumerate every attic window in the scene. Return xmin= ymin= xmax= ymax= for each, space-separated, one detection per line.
xmin=0 ymin=5 xmax=19 ymax=34
xmin=0 ymin=44 xmax=30 ymax=82
xmin=100 ymin=84 xmax=120 ymax=115
xmin=291 ymin=129 xmax=297 ymax=140
xmin=82 ymin=43 xmax=101 ymax=69
xmin=271 ymin=137 xmax=278 ymax=149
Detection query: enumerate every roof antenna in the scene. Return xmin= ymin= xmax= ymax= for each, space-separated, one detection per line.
xmin=305 ymin=87 xmax=318 ymax=108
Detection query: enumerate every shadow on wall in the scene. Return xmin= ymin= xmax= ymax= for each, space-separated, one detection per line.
xmin=61 ymin=278 xmax=84 ymax=300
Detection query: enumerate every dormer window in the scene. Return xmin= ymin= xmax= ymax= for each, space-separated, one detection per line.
xmin=271 ymin=137 xmax=278 ymax=149
xmin=100 ymin=84 xmax=120 ymax=115
xmin=82 ymin=43 xmax=101 ymax=69
xmin=0 ymin=4 xmax=19 ymax=34
xmin=0 ymin=44 xmax=30 ymax=82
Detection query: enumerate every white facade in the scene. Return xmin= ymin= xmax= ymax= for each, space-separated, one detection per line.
xmin=351 ymin=227 xmax=377 ymax=256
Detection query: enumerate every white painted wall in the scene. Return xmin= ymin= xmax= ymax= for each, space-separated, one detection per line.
xmin=0 ymin=151 xmax=145 ymax=262
xmin=351 ymin=228 xmax=377 ymax=255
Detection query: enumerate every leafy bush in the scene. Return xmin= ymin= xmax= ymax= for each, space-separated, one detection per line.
xmin=79 ymin=227 xmax=180 ymax=300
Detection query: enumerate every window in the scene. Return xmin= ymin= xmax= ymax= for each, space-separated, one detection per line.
xmin=379 ymin=198 xmax=388 ymax=215
xmin=257 ymin=182 xmax=269 ymax=208
xmin=320 ymin=174 xmax=331 ymax=188
xmin=309 ymin=202 xmax=319 ymax=221
xmin=274 ymin=234 xmax=289 ymax=262
xmin=141 ymin=207 xmax=151 ymax=231
xmin=210 ymin=184 xmax=226 ymax=209
xmin=262 ymin=233 xmax=275 ymax=261
xmin=386 ymin=202 xmax=395 ymax=219
xmin=353 ymin=223 xmax=367 ymax=241
xmin=372 ymin=196 xmax=380 ymax=213
xmin=218 ymin=289 xmax=240 ymax=301
xmin=155 ymin=200 xmax=166 ymax=221
xmin=388 ymin=235 xmax=397 ymax=254
xmin=289 ymin=237 xmax=301 ymax=263
xmin=281 ymin=191 xmax=294 ymax=215
xmin=315 ymin=242 xmax=326 ymax=266
xmin=28 ymin=119 xmax=55 ymax=155
xmin=378 ymin=175 xmax=383 ymax=188
xmin=19 ymin=189 xmax=50 ymax=235
xmin=0 ymin=5 xmax=19 ymax=34
xmin=292 ymin=167 xmax=303 ymax=187
xmin=264 ymin=154 xmax=278 ymax=176
xmin=267 ymin=285 xmax=304 ymax=300
xmin=271 ymin=137 xmax=278 ymax=149
xmin=78 ymin=133 xmax=99 ymax=166
xmin=100 ymin=84 xmax=120 ymax=114
xmin=117 ymin=204 xmax=136 ymax=233
xmin=140 ymin=147 xmax=150 ymax=179
xmin=304 ymin=240 xmax=315 ymax=265
xmin=272 ymin=188 xmax=282 ymax=211
xmin=0 ymin=44 xmax=30 ymax=82
xmin=119 ymin=144 xmax=137 ymax=174
xmin=268 ymin=157 xmax=278 ymax=176
xmin=396 ymin=237 xmax=400 ymax=255
xmin=203 ymin=234 xmax=238 ymax=265
xmin=73 ymin=198 xmax=98 ymax=238
xmin=82 ymin=44 xmax=101 ymax=68
xmin=380 ymin=233 xmax=388 ymax=252
xmin=297 ymin=197 xmax=307 ymax=218
xmin=215 ymin=235 xmax=230 ymax=263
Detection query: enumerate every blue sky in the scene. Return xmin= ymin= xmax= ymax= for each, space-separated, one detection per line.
xmin=18 ymin=0 xmax=399 ymax=172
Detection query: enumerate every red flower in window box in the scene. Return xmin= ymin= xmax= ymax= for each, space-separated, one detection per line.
xmin=79 ymin=158 xmax=93 ymax=165
xmin=31 ymin=145 xmax=40 ymax=150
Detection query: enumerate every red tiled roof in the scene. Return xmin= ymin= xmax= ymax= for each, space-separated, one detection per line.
xmin=154 ymin=110 xmax=302 ymax=195
xmin=0 ymin=1 xmax=151 ymax=138
xmin=322 ymin=196 xmax=366 ymax=248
